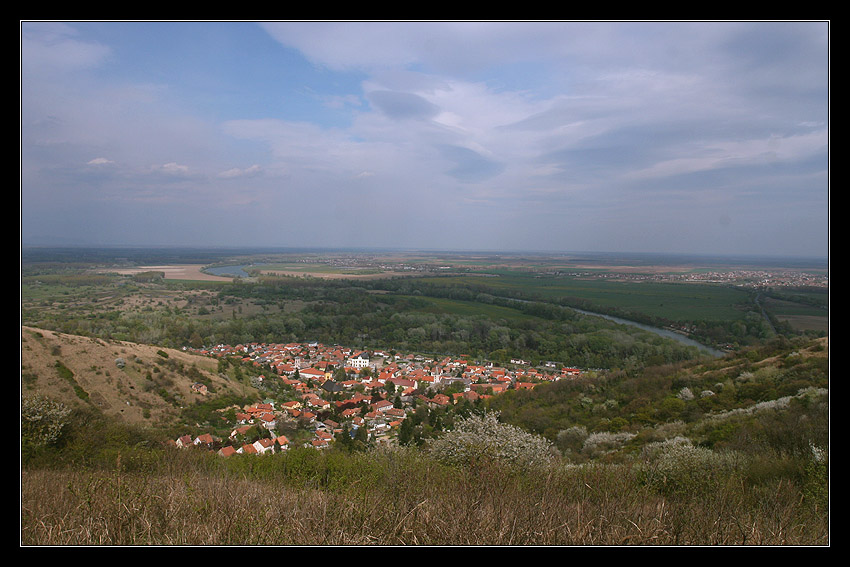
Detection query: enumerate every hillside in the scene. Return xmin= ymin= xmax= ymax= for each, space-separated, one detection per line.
xmin=21 ymin=326 xmax=256 ymax=426
xmin=20 ymin=327 xmax=829 ymax=545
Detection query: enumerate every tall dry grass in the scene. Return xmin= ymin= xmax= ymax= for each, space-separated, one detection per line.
xmin=20 ymin=450 xmax=828 ymax=546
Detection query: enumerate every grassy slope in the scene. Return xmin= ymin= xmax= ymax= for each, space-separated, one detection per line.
xmin=21 ymin=326 xmax=255 ymax=427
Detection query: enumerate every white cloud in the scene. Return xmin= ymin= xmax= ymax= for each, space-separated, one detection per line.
xmin=219 ymin=164 xmax=262 ymax=178
xmin=627 ymin=129 xmax=829 ymax=181
xmin=156 ymin=162 xmax=190 ymax=174
xmin=20 ymin=21 xmax=829 ymax=255
xmin=21 ymin=22 xmax=112 ymax=76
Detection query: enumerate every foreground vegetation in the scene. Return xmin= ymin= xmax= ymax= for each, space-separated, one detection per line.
xmin=21 ymin=447 xmax=827 ymax=545
xmin=21 ymin=335 xmax=829 ymax=546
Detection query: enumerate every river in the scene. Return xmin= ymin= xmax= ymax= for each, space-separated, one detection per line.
xmin=201 ymin=265 xmax=726 ymax=357
xmin=572 ymin=308 xmax=725 ymax=357
xmin=204 ymin=264 xmax=261 ymax=278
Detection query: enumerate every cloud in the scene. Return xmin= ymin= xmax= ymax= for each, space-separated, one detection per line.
xmin=438 ymin=144 xmax=505 ymax=183
xmin=20 ymin=21 xmax=829 ymax=256
xmin=219 ymin=164 xmax=262 ymax=178
xmin=155 ymin=162 xmax=190 ymax=175
xmin=626 ymin=129 xmax=828 ymax=181
xmin=367 ymin=90 xmax=440 ymax=121
xmin=87 ymin=157 xmax=114 ymax=166
xmin=21 ymin=22 xmax=112 ymax=76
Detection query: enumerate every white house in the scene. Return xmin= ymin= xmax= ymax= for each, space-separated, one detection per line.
xmin=347 ymin=352 xmax=370 ymax=369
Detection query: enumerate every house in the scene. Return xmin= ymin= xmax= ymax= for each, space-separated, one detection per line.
xmin=230 ymin=425 xmax=252 ymax=439
xmin=307 ymin=397 xmax=331 ymax=410
xmin=372 ymin=400 xmax=394 ymax=413
xmin=321 ymin=379 xmax=344 ymax=394
xmin=239 ymin=444 xmax=258 ymax=455
xmin=259 ymin=412 xmax=277 ymax=430
xmin=340 ymin=407 xmax=361 ymax=419
xmin=194 ymin=433 xmax=216 ymax=448
xmin=175 ymin=434 xmax=193 ymax=448
xmin=347 ymin=352 xmax=370 ymax=369
xmin=384 ymin=407 xmax=405 ymax=420
xmin=299 ymin=368 xmax=326 ymax=382
xmin=429 ymin=394 xmax=451 ymax=408
xmin=277 ymin=363 xmax=297 ymax=375
xmin=386 ymin=377 xmax=417 ymax=391
xmin=253 ymin=438 xmax=275 ymax=455
xmin=218 ymin=445 xmax=238 ymax=457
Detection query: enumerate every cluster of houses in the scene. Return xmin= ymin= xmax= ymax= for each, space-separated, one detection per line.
xmin=174 ymin=341 xmax=583 ymax=456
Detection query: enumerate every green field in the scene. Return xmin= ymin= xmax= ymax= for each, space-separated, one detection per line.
xmin=399 ymin=295 xmax=542 ymax=322
xmin=415 ymin=274 xmax=753 ymax=322
xmin=764 ymin=297 xmax=829 ymax=332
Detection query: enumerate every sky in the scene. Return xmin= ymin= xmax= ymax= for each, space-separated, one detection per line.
xmin=20 ymin=21 xmax=829 ymax=258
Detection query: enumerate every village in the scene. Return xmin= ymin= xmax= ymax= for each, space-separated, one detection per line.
xmin=173 ymin=341 xmax=584 ymax=457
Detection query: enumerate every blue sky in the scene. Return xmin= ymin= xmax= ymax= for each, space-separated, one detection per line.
xmin=21 ymin=21 xmax=829 ymax=257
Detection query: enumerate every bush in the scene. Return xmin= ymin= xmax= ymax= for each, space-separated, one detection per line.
xmin=427 ymin=412 xmax=557 ymax=469
xmin=639 ymin=437 xmax=744 ymax=497
xmin=21 ymin=395 xmax=72 ymax=459
xmin=581 ymin=431 xmax=636 ymax=458
xmin=556 ymin=425 xmax=588 ymax=453
xmin=803 ymin=442 xmax=828 ymax=511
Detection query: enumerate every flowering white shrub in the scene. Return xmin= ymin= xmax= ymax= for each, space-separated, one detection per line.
xmin=736 ymin=371 xmax=754 ymax=383
xmin=640 ymin=436 xmax=743 ymax=496
xmin=809 ymin=442 xmax=827 ymax=463
xmin=21 ymin=394 xmax=72 ymax=447
xmin=677 ymin=387 xmax=695 ymax=401
xmin=705 ymin=387 xmax=828 ymax=422
xmin=427 ymin=412 xmax=557 ymax=468
xmin=581 ymin=431 xmax=636 ymax=457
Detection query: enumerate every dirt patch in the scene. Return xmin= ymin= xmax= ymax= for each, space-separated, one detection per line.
xmin=105 ymin=265 xmax=234 ymax=281
xmin=260 ymin=269 xmax=405 ymax=280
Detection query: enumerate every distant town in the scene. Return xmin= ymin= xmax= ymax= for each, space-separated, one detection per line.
xmin=546 ymin=268 xmax=828 ymax=289
xmin=176 ymin=340 xmax=583 ymax=456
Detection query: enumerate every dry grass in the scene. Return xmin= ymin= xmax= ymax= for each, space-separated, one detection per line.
xmin=20 ymin=456 xmax=828 ymax=546
xmin=21 ymin=326 xmax=249 ymax=426
xmin=99 ymin=265 xmax=233 ymax=282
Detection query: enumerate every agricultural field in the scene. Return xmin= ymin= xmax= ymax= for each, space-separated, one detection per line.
xmin=416 ymin=273 xmax=754 ymax=322
xmin=763 ymin=296 xmax=829 ymax=332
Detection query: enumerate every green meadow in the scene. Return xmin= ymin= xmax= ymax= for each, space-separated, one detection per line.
xmin=416 ymin=273 xmax=752 ymax=322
